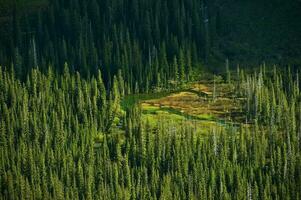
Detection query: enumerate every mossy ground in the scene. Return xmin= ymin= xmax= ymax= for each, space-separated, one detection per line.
xmin=132 ymin=82 xmax=247 ymax=134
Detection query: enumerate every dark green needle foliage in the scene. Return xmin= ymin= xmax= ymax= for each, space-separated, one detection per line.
xmin=0 ymin=0 xmax=301 ymax=199
xmin=0 ymin=65 xmax=301 ymax=199
xmin=0 ymin=0 xmax=301 ymax=90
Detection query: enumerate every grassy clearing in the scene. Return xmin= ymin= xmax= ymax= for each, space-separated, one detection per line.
xmin=121 ymin=82 xmax=247 ymax=135
xmin=142 ymin=86 xmax=244 ymax=121
xmin=138 ymin=83 xmax=247 ymax=133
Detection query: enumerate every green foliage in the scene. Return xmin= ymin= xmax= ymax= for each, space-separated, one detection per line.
xmin=0 ymin=1 xmax=300 ymax=198
xmin=1 ymin=0 xmax=299 ymax=92
xmin=0 ymin=65 xmax=301 ymax=199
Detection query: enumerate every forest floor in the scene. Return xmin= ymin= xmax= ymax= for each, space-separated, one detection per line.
xmin=122 ymin=82 xmax=248 ymax=135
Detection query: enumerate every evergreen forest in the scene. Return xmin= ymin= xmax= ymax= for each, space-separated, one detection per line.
xmin=0 ymin=0 xmax=301 ymax=199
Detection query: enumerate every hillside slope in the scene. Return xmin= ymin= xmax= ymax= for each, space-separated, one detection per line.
xmin=214 ymin=0 xmax=301 ymax=65
xmin=0 ymin=0 xmax=300 ymax=82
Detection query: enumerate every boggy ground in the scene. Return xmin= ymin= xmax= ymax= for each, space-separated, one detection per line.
xmin=140 ymin=83 xmax=247 ymax=133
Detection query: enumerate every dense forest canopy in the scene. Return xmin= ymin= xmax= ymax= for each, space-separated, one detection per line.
xmin=0 ymin=0 xmax=301 ymax=87
xmin=1 ymin=65 xmax=301 ymax=199
xmin=1 ymin=0 xmax=301 ymax=199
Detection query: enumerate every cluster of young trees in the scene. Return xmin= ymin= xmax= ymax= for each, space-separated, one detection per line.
xmin=1 ymin=65 xmax=300 ymax=199
xmin=238 ymin=66 xmax=300 ymax=126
